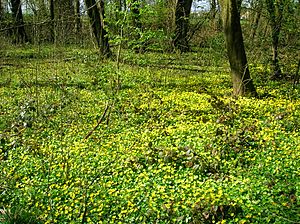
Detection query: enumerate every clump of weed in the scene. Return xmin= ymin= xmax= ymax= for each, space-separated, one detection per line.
xmin=191 ymin=202 xmax=243 ymax=223
xmin=0 ymin=206 xmax=41 ymax=224
xmin=127 ymin=145 xmax=220 ymax=175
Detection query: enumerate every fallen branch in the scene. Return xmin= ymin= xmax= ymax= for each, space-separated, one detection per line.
xmin=84 ymin=103 xmax=110 ymax=140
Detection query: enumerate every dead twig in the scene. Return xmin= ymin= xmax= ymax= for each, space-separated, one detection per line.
xmin=84 ymin=103 xmax=110 ymax=140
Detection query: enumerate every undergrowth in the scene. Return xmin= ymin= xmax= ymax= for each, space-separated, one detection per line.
xmin=0 ymin=46 xmax=299 ymax=223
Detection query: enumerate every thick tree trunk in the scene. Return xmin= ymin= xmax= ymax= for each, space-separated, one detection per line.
xmin=174 ymin=0 xmax=193 ymax=52
xmin=220 ymin=0 xmax=257 ymax=96
xmin=11 ymin=0 xmax=28 ymax=43
xmin=85 ymin=0 xmax=111 ymax=57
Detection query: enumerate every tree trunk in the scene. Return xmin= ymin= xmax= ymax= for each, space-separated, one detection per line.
xmin=114 ymin=0 xmax=122 ymax=21
xmin=250 ymin=7 xmax=261 ymax=40
xmin=56 ymin=0 xmax=74 ymax=43
xmin=210 ymin=0 xmax=217 ymax=19
xmin=210 ymin=0 xmax=222 ymax=30
xmin=166 ymin=0 xmax=177 ymax=38
xmin=131 ymin=0 xmax=143 ymax=52
xmin=174 ymin=0 xmax=193 ymax=52
xmin=271 ymin=26 xmax=282 ymax=78
xmin=0 ymin=0 xmax=3 ymax=21
xmin=99 ymin=0 xmax=111 ymax=56
xmin=214 ymin=0 xmax=223 ymax=30
xmin=131 ymin=0 xmax=141 ymax=31
xmin=84 ymin=0 xmax=111 ymax=57
xmin=74 ymin=0 xmax=81 ymax=34
xmin=266 ymin=0 xmax=283 ymax=79
xmin=122 ymin=0 xmax=127 ymax=11
xmin=11 ymin=0 xmax=28 ymax=43
xmin=236 ymin=0 xmax=242 ymax=12
xmin=220 ymin=0 xmax=257 ymax=96
xmin=49 ymin=0 xmax=55 ymax=43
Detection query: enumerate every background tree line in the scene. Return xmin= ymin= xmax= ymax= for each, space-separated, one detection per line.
xmin=0 ymin=0 xmax=299 ymax=95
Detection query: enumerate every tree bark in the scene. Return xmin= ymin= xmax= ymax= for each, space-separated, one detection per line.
xmin=166 ymin=0 xmax=176 ymax=38
xmin=0 ymin=0 xmax=3 ymax=21
xmin=74 ymin=0 xmax=82 ymax=34
xmin=99 ymin=0 xmax=111 ymax=56
xmin=85 ymin=0 xmax=111 ymax=57
xmin=121 ymin=0 xmax=126 ymax=11
xmin=11 ymin=0 xmax=28 ymax=43
xmin=236 ymin=0 xmax=242 ymax=12
xmin=266 ymin=0 xmax=283 ymax=79
xmin=220 ymin=0 xmax=257 ymax=96
xmin=50 ymin=0 xmax=74 ymax=43
xmin=210 ymin=0 xmax=217 ymax=19
xmin=131 ymin=0 xmax=141 ymax=30
xmin=131 ymin=0 xmax=143 ymax=52
xmin=210 ymin=0 xmax=222 ymax=30
xmin=174 ymin=0 xmax=193 ymax=52
xmin=250 ymin=7 xmax=261 ymax=40
xmin=49 ymin=0 xmax=55 ymax=43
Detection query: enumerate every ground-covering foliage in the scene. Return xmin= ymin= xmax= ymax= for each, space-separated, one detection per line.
xmin=0 ymin=46 xmax=300 ymax=223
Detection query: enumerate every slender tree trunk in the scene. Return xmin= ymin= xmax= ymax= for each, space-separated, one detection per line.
xmin=0 ymin=0 xmax=3 ymax=21
xmin=266 ymin=0 xmax=283 ymax=79
xmin=49 ymin=0 xmax=55 ymax=43
xmin=122 ymin=0 xmax=127 ymax=11
xmin=250 ymin=7 xmax=261 ymax=40
xmin=210 ymin=0 xmax=222 ymax=30
xmin=85 ymin=0 xmax=111 ymax=57
xmin=166 ymin=0 xmax=176 ymax=39
xmin=118 ymin=0 xmax=122 ymax=11
xmin=236 ymin=0 xmax=242 ymax=12
xmin=99 ymin=0 xmax=111 ymax=55
xmin=131 ymin=0 xmax=141 ymax=31
xmin=293 ymin=59 xmax=300 ymax=84
xmin=220 ymin=0 xmax=257 ymax=96
xmin=11 ymin=0 xmax=28 ymax=43
xmin=210 ymin=0 xmax=217 ymax=19
xmin=174 ymin=0 xmax=193 ymax=52
xmin=131 ymin=0 xmax=142 ymax=52
xmin=113 ymin=0 xmax=124 ymax=41
xmin=215 ymin=0 xmax=223 ymax=30
xmin=53 ymin=0 xmax=74 ymax=43
xmin=271 ymin=26 xmax=281 ymax=78
xmin=74 ymin=0 xmax=81 ymax=34
xmin=249 ymin=0 xmax=261 ymax=40
xmin=115 ymin=0 xmax=122 ymax=21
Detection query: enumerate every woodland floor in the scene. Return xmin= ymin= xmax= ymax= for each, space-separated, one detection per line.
xmin=0 ymin=46 xmax=300 ymax=223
